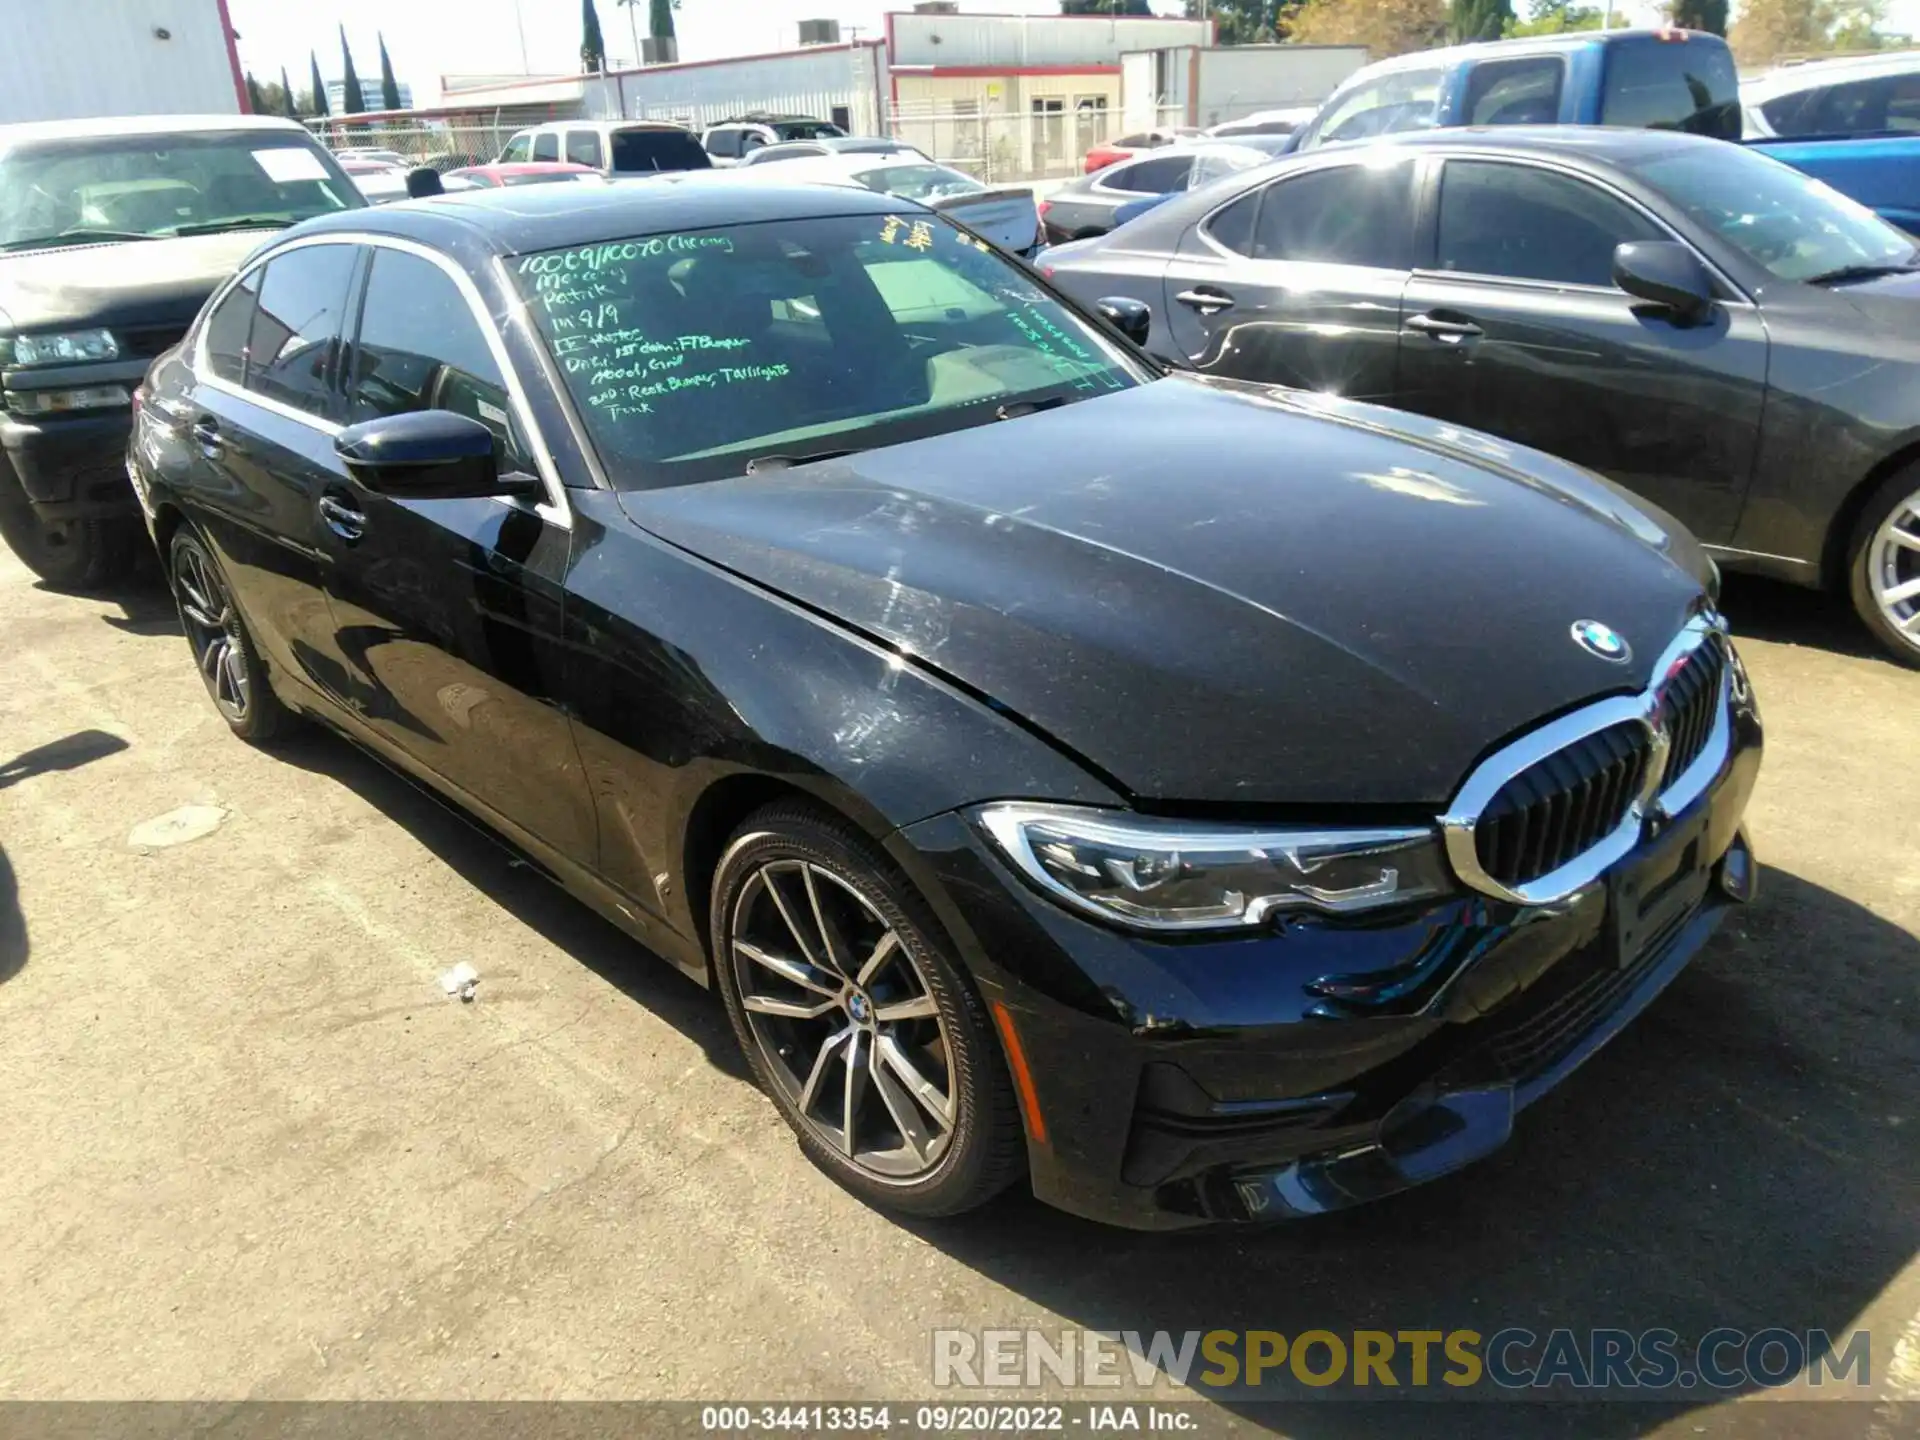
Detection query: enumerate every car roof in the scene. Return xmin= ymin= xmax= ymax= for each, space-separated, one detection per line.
xmin=292 ymin=172 xmax=908 ymax=256
xmin=1343 ymin=25 xmax=1697 ymax=80
xmin=1741 ymin=48 xmax=1920 ymax=101
xmin=521 ymin=119 xmax=691 ymax=135
xmin=0 ymin=113 xmax=312 ymax=146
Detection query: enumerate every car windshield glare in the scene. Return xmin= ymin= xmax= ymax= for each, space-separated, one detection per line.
xmin=511 ymin=212 xmax=1144 ymax=487
xmin=1627 ymin=144 xmax=1918 ymax=282
xmin=0 ymin=134 xmax=357 ymax=249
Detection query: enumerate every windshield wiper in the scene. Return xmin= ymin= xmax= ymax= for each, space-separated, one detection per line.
xmin=0 ymin=228 xmax=158 ymax=252
xmin=1803 ymin=262 xmax=1920 ymax=286
xmin=167 ymin=217 xmax=292 ymax=236
xmin=994 ymin=395 xmax=1073 ymax=421
xmin=743 ymin=447 xmax=858 ymax=474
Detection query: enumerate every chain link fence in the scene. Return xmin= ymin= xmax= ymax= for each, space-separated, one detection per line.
xmin=309 ymin=103 xmax=1134 ymax=185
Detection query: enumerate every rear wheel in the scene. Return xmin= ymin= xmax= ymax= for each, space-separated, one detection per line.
xmin=710 ymin=802 xmax=1025 ymax=1217
xmin=0 ymin=463 xmax=142 ymax=591
xmin=169 ymin=528 xmax=295 ymax=742
xmin=1846 ymin=464 xmax=1920 ymax=669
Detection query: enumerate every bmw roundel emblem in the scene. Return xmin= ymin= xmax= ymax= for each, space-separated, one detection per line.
xmin=1571 ymin=619 xmax=1632 ymax=663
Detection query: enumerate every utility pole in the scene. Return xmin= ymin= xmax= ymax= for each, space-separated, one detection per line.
xmin=513 ymin=0 xmax=531 ymax=72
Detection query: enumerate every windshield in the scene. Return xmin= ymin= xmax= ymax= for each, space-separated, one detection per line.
xmin=1626 ymin=143 xmax=1917 ymax=281
xmin=0 ymin=133 xmax=360 ymax=251
xmin=851 ymin=163 xmax=981 ymax=201
xmin=610 ymin=129 xmax=712 ymax=173
xmin=511 ymin=212 xmax=1146 ymax=487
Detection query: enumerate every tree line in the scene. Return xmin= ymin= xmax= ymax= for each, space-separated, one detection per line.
xmin=244 ymin=27 xmax=403 ymax=118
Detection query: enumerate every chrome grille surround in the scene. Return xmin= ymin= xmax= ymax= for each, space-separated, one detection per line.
xmin=1439 ymin=612 xmax=1733 ymax=906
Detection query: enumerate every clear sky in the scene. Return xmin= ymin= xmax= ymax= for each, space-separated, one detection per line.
xmin=225 ymin=0 xmax=1920 ymax=105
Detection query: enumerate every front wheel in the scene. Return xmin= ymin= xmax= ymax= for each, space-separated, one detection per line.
xmin=1847 ymin=465 xmax=1920 ymax=669
xmin=0 ymin=463 xmax=142 ymax=591
xmin=710 ymin=802 xmax=1025 ymax=1217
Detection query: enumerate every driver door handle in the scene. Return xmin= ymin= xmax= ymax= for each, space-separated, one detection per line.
xmin=1175 ymin=287 xmax=1235 ymax=315
xmin=318 ymin=493 xmax=367 ymax=543
xmin=1405 ymin=312 xmax=1484 ymax=344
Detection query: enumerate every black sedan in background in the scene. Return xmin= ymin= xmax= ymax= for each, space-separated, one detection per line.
xmin=130 ymin=181 xmax=1759 ymax=1229
xmin=1042 ymin=127 xmax=1920 ymax=666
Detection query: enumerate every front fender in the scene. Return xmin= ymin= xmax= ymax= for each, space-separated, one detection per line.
xmin=559 ymin=493 xmax=1120 ymax=952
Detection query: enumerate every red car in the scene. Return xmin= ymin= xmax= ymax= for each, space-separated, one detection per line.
xmin=1081 ymin=127 xmax=1202 ymax=174
xmin=442 ymin=162 xmax=600 ymax=188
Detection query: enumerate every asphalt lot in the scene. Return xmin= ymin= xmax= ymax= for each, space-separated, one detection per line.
xmin=0 ymin=538 xmax=1915 ymax=1437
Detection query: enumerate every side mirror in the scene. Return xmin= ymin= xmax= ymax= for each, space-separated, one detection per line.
xmin=333 ymin=411 xmax=539 ymax=500
xmin=405 ymin=166 xmax=445 ymax=199
xmin=1613 ymin=241 xmax=1714 ymax=324
xmin=1095 ymin=295 xmax=1152 ymax=346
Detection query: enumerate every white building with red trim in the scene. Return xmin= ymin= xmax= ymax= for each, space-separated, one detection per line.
xmin=0 ymin=0 xmax=247 ymax=124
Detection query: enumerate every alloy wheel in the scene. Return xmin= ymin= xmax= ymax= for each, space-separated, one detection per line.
xmin=173 ymin=541 xmax=251 ymax=722
xmin=728 ymin=858 xmax=956 ymax=1181
xmin=1869 ymin=486 xmax=1920 ymax=648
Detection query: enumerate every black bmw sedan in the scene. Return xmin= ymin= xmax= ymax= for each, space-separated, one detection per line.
xmin=128 ymin=180 xmax=1760 ymax=1229
xmin=1041 ymin=127 xmax=1920 ymax=666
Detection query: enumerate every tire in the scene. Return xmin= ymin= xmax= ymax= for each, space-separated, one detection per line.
xmin=168 ymin=527 xmax=296 ymax=742
xmin=0 ymin=461 xmax=142 ymax=592
xmin=1846 ymin=463 xmax=1920 ymax=669
xmin=710 ymin=801 xmax=1025 ymax=1218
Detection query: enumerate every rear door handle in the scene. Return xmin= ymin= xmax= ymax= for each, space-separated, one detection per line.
xmin=1405 ymin=312 xmax=1484 ymax=344
xmin=318 ymin=493 xmax=367 ymax=543
xmin=191 ymin=416 xmax=222 ymax=455
xmin=1175 ymin=287 xmax=1235 ymax=315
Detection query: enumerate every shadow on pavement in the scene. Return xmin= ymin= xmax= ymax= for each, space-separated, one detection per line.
xmin=0 ymin=728 xmax=131 ymax=986
xmin=0 ymin=729 xmax=129 ymax=790
xmin=0 ymin=845 xmax=22 ymax=986
xmin=267 ymin=726 xmax=751 ymax=1084
xmin=1717 ymin=572 xmax=1881 ymax=663
xmin=897 ymin=866 xmax=1919 ymax=1434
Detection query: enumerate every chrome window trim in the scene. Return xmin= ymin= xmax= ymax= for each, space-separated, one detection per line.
xmin=1438 ymin=612 xmax=1730 ymax=906
xmin=191 ymin=231 xmax=572 ymax=530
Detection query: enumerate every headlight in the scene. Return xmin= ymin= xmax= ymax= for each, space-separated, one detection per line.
xmin=976 ymin=802 xmax=1453 ymax=932
xmin=11 ymin=329 xmax=119 ymax=366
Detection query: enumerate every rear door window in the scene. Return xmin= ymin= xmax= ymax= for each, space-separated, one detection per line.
xmin=1105 ymin=155 xmax=1194 ymax=194
xmin=202 ymin=268 xmax=262 ymax=386
xmin=244 ymin=243 xmax=357 ymax=419
xmin=1806 ymin=72 xmax=1920 ymax=135
xmin=531 ymin=133 xmax=560 ymax=162
xmin=565 ymin=130 xmax=604 ymax=167
xmin=611 ymin=128 xmax=712 ymax=172
xmin=705 ymin=127 xmax=740 ymax=159
xmin=1600 ymin=36 xmax=1741 ymax=139
xmin=1435 ymin=160 xmax=1664 ymax=287
xmin=1250 ymin=162 xmax=1416 ymax=269
xmin=1465 ymin=57 xmax=1566 ymax=125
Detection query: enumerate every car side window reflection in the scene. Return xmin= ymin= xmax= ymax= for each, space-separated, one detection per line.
xmin=244 ymin=244 xmax=356 ymax=419
xmin=1435 ymin=160 xmax=1664 ymax=288
xmin=202 ymin=267 xmax=261 ymax=386
xmin=346 ymin=249 xmax=531 ymax=470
